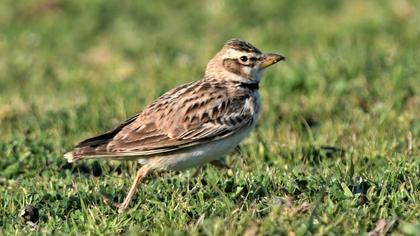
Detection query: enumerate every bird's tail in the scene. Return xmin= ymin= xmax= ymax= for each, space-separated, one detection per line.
xmin=64 ymin=146 xmax=102 ymax=163
xmin=64 ymin=114 xmax=140 ymax=163
xmin=64 ymin=147 xmax=141 ymax=163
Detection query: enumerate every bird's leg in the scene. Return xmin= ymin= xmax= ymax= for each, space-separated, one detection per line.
xmin=101 ymin=165 xmax=151 ymax=212
xmin=118 ymin=165 xmax=151 ymax=212
xmin=210 ymin=159 xmax=231 ymax=169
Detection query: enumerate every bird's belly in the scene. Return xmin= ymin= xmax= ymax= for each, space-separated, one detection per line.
xmin=139 ymin=125 xmax=253 ymax=171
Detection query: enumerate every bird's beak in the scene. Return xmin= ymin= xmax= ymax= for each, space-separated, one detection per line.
xmin=259 ymin=53 xmax=285 ymax=69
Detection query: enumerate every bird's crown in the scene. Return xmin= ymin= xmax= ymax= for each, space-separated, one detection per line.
xmin=224 ymin=39 xmax=262 ymax=54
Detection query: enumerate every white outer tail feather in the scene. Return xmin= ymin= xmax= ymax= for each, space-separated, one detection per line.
xmin=64 ymin=152 xmax=77 ymax=163
xmin=64 ymin=151 xmax=144 ymax=163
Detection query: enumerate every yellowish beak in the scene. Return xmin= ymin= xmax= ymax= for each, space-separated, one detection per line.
xmin=259 ymin=53 xmax=285 ymax=69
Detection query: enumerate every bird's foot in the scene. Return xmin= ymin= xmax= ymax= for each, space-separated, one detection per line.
xmin=96 ymin=192 xmax=128 ymax=213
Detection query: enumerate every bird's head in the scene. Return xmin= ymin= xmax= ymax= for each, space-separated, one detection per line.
xmin=205 ymin=39 xmax=285 ymax=83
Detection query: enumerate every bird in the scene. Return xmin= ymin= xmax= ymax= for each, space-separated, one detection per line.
xmin=64 ymin=39 xmax=285 ymax=212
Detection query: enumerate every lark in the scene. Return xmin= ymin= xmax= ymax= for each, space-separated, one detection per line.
xmin=64 ymin=39 xmax=285 ymax=211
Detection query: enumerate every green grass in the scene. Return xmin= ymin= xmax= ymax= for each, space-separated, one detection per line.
xmin=0 ymin=0 xmax=419 ymax=235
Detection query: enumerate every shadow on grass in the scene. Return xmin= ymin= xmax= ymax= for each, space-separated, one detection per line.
xmin=302 ymin=145 xmax=346 ymax=164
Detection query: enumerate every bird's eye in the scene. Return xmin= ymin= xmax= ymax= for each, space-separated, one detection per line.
xmin=239 ymin=56 xmax=248 ymax=62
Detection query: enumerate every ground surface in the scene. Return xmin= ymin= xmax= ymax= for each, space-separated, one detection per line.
xmin=0 ymin=0 xmax=419 ymax=235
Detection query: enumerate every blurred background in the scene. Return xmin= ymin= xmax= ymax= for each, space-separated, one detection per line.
xmin=0 ymin=0 xmax=418 ymax=140
xmin=0 ymin=0 xmax=419 ymax=234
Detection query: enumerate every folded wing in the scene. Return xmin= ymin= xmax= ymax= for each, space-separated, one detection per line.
xmin=66 ymin=80 xmax=256 ymax=161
